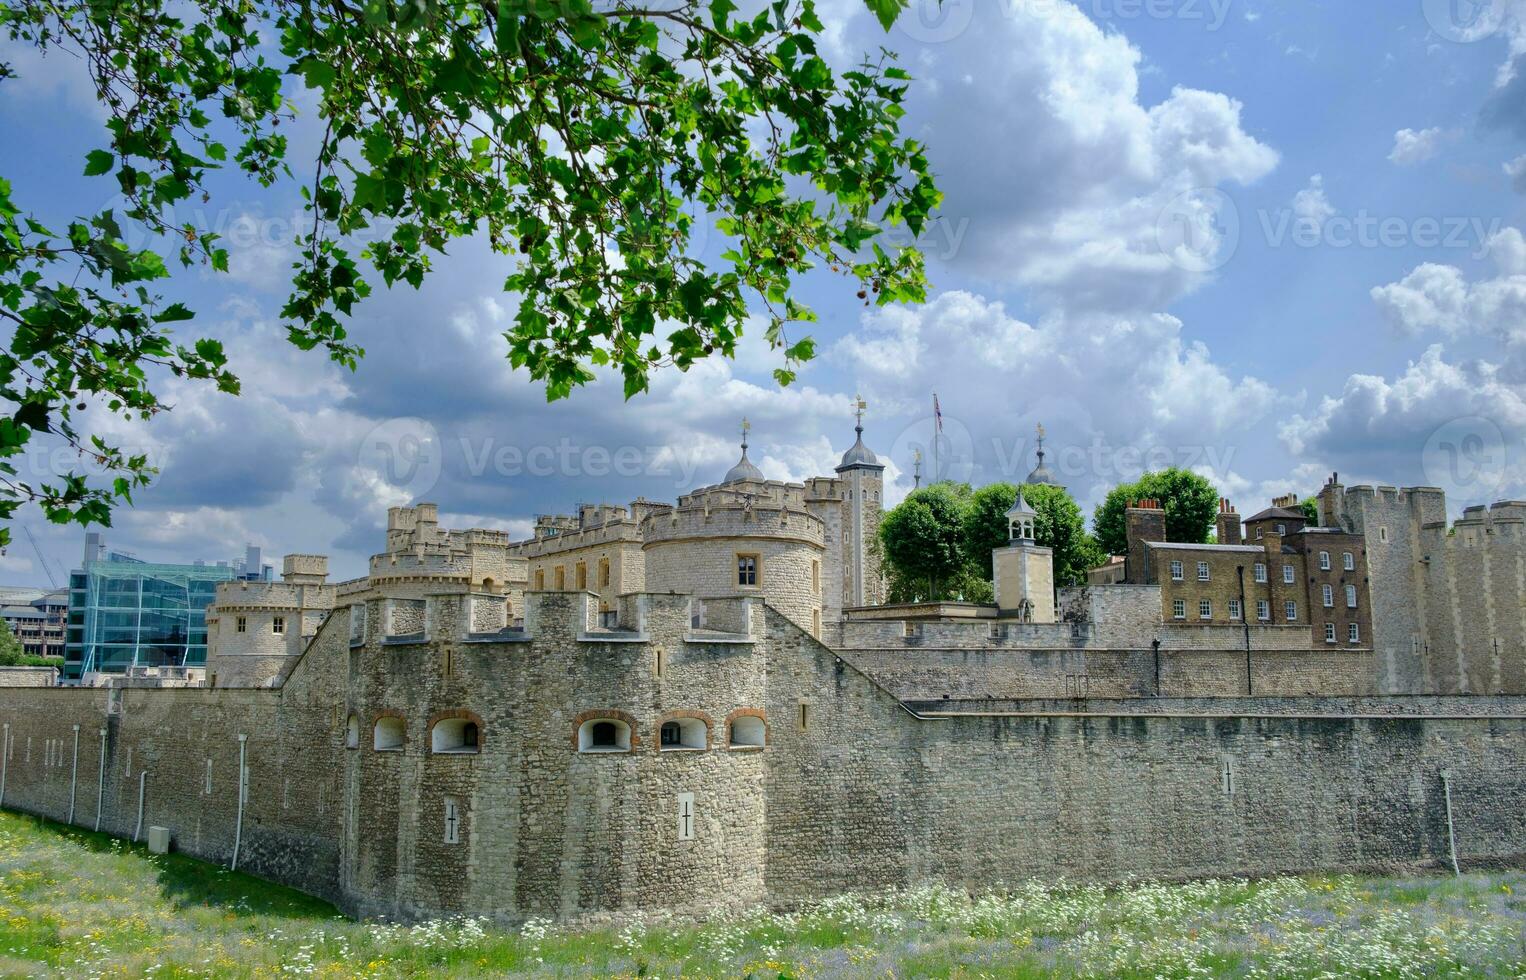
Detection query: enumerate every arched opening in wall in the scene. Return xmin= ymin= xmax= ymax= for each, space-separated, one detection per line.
xmin=374 ymin=715 xmax=405 ymax=752
xmin=482 ymin=577 xmax=497 ymax=594
xmin=432 ymin=716 xmax=482 ymax=754
xmin=729 ymin=715 xmax=766 ymax=749
xmin=577 ymin=717 xmax=632 ymax=753
xmin=659 ymin=716 xmax=707 ymax=751
xmin=345 ymin=714 xmax=359 ymax=749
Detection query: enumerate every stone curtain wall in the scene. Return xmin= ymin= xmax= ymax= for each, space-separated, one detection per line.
xmin=0 ymin=591 xmax=1523 ymax=926
xmin=760 ymin=607 xmax=1526 ymax=906
xmin=842 ymin=647 xmax=1377 ymax=700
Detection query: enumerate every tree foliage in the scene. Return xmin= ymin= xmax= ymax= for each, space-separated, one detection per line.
xmin=0 ymin=0 xmax=938 ymax=546
xmin=880 ymin=480 xmax=1106 ymax=601
xmin=0 ymin=623 xmax=26 ymax=666
xmin=878 ymin=482 xmax=967 ymax=602
xmin=1092 ymin=467 xmax=1220 ymax=556
xmin=961 ymin=482 xmax=1104 ymax=587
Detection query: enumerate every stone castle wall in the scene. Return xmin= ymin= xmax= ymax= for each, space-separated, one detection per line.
xmin=1332 ymin=487 xmax=1525 ymax=696
xmin=0 ymin=594 xmax=1522 ymax=926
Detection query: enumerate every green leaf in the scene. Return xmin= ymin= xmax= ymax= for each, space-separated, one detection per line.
xmin=863 ymin=0 xmax=910 ymax=30
xmin=83 ymin=150 xmax=114 ymax=176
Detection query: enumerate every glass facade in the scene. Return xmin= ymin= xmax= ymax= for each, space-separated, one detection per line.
xmin=63 ymin=559 xmax=235 ymax=681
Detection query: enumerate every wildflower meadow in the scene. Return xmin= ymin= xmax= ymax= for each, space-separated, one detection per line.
xmin=0 ymin=810 xmax=1522 ymax=977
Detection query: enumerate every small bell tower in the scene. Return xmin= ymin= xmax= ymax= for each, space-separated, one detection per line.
xmin=993 ymin=490 xmax=1056 ymax=623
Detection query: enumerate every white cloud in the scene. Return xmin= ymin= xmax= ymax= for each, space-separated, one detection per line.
xmin=1370 ymin=228 xmax=1526 ymax=355
xmin=1505 ymin=153 xmax=1526 ymax=193
xmin=1291 ymin=174 xmax=1335 ymax=231
xmin=1388 ymin=127 xmax=1452 ymax=165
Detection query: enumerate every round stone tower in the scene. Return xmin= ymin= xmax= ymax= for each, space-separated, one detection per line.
xmin=641 ymin=428 xmax=826 ymax=635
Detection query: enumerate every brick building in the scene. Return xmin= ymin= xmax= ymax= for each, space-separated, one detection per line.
xmin=1118 ymin=495 xmax=1372 ymax=651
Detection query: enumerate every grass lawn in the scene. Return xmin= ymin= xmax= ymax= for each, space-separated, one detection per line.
xmin=0 ymin=809 xmax=1523 ymax=978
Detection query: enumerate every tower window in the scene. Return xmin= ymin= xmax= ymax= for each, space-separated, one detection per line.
xmin=599 ymin=558 xmax=610 ymax=587
xmin=737 ymin=554 xmax=759 ymax=587
xmin=236 ymin=617 xmax=247 ymax=633
xmin=577 ymin=716 xmax=632 ymax=753
xmin=658 ymin=716 xmax=707 ymax=751
xmin=273 ymin=616 xmax=285 ymax=634
xmin=575 ymin=563 xmax=587 ymax=590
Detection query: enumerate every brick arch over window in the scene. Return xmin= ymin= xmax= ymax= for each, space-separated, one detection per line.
xmin=371 ymin=708 xmax=408 ymax=752
xmin=725 ymin=708 xmax=769 ymax=748
xmin=657 ymin=710 xmax=715 ymax=752
xmin=570 ymin=709 xmax=640 ymax=751
xmin=429 ymin=709 xmax=486 ymax=754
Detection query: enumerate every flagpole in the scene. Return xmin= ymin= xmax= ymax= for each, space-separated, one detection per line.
xmin=932 ymin=393 xmax=939 ymax=484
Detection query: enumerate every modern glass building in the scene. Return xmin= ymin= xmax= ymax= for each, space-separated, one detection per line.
xmin=62 ymin=548 xmax=249 ymax=682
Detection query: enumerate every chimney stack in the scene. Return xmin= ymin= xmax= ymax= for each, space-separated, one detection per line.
xmin=1124 ymin=499 xmax=1167 ymax=584
xmin=1215 ymin=498 xmax=1242 ymax=546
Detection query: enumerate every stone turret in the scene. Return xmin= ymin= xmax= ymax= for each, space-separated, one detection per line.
xmin=994 ymin=489 xmax=1055 ymax=623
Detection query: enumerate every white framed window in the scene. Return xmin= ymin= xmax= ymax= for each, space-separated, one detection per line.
xmin=578 ymin=717 xmax=632 ymax=753
xmin=1284 ymin=600 xmax=1298 ymax=622
xmin=1324 ymin=623 xmax=1336 ymax=643
xmin=1282 ymin=565 xmax=1295 ymax=584
xmin=1170 ymin=560 xmax=1183 ymax=581
xmin=273 ymin=616 xmax=285 ymax=635
xmin=1345 ymin=584 xmax=1357 ymax=609
xmin=1322 ymin=584 xmax=1334 ymax=607
xmin=1277 ymin=523 xmax=1286 ymax=535
xmin=1343 ymin=551 xmax=1355 ymax=571
xmin=1348 ymin=622 xmax=1360 ymax=644
xmin=1255 ymin=527 xmax=1264 ymax=539
xmin=1256 ymin=599 xmax=1270 ymax=621
xmin=431 ymin=717 xmax=481 ymax=754
xmin=374 ymin=716 xmax=405 ymax=752
xmin=1197 ymin=561 xmax=1210 ymax=581
xmin=1198 ymin=599 xmax=1212 ymax=620
xmin=729 ymin=715 xmax=766 ymax=748
xmin=1172 ymin=598 xmax=1186 ymax=620
xmin=1318 ymin=551 xmax=1330 ymax=570
xmin=659 ymin=717 xmax=708 ymax=751
xmin=1228 ymin=598 xmax=1242 ymax=620
xmin=1253 ymin=562 xmax=1267 ymax=583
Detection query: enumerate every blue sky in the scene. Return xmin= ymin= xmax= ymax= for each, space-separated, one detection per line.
xmin=1 ymin=0 xmax=1524 ymax=584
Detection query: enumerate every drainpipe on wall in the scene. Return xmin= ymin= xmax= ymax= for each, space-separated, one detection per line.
xmin=1236 ymin=565 xmax=1252 ymax=696
xmin=1152 ymin=639 xmax=1161 ymax=696
xmin=0 ymin=723 xmax=9 ymax=808
xmin=1441 ymin=770 xmax=1461 ymax=876
xmin=94 ymin=728 xmax=107 ymax=832
xmin=134 ymin=771 xmax=148 ymax=842
xmin=230 ymin=734 xmax=248 ymax=872
xmin=66 ymin=724 xmax=80 ymax=825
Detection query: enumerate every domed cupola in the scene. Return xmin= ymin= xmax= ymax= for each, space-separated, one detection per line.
xmin=835 ymin=396 xmax=885 ymax=473
xmin=722 ymin=417 xmax=766 ymax=484
xmin=1024 ymin=422 xmax=1061 ymax=488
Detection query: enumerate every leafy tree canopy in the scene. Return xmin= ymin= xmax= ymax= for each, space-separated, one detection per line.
xmin=0 ymin=624 xmax=27 ymax=666
xmin=0 ymin=0 xmax=938 ymax=547
xmin=879 ymin=482 xmax=967 ymax=602
xmin=1093 ymin=467 xmax=1219 ymax=556
xmin=961 ymin=482 xmax=1104 ymax=587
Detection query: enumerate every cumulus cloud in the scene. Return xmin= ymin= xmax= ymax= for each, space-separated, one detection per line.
xmin=1291 ymin=174 xmax=1335 ymax=231
xmin=848 ymin=1 xmax=1277 ymax=312
xmin=1388 ymin=127 xmax=1451 ymax=165
xmin=1369 ymin=228 xmax=1526 ymax=361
